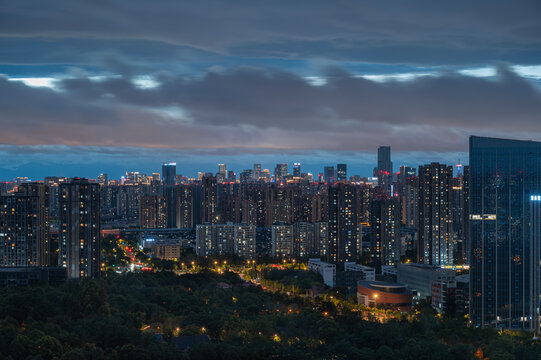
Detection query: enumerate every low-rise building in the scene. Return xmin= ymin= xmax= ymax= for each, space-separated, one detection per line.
xmin=357 ymin=280 xmax=412 ymax=311
xmin=151 ymin=243 xmax=182 ymax=260
xmin=344 ymin=261 xmax=375 ymax=281
xmin=308 ymin=258 xmax=336 ymax=287
xmin=397 ymin=263 xmax=455 ymax=299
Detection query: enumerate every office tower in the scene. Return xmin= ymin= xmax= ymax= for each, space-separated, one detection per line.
xmin=152 ymin=173 xmax=160 ymax=181
xmin=162 ymin=163 xmax=177 ymax=187
xmin=418 ymin=163 xmax=453 ymax=266
xmin=253 ymin=164 xmax=262 ymax=181
xmin=374 ymin=146 xmax=393 ymax=194
xmin=0 ymin=183 xmax=50 ymax=267
xmin=97 ymin=173 xmax=108 ymax=185
xmin=328 ymin=183 xmax=358 ymax=263
xmin=336 ymin=164 xmax=347 ymax=182
xmin=462 ymin=165 xmax=470 ymax=263
xmin=377 ymin=146 xmax=393 ymax=173
xmin=201 ymin=174 xmax=218 ymax=224
xmin=274 ymin=163 xmax=288 ymax=182
xmin=239 ymin=169 xmax=254 ymax=183
xmin=59 ymin=178 xmax=100 ymax=279
xmin=531 ymin=195 xmax=541 ymax=335
xmin=125 ymin=171 xmax=141 ymax=183
xmin=260 ymin=169 xmax=271 ymax=182
xmin=164 ymin=186 xmax=178 ymax=228
xmin=370 ymin=196 xmax=400 ymax=267
xmin=470 ymin=136 xmax=541 ymax=330
xmin=293 ymin=163 xmax=301 ymax=178
xmin=217 ymin=164 xmax=227 ymax=183
xmin=140 ymin=195 xmax=167 ymax=229
xmin=218 ymin=163 xmax=227 ymax=176
xmin=272 ymin=224 xmax=293 ymax=257
xmin=324 ymin=166 xmax=335 ymax=184
xmin=227 ymin=170 xmax=236 ymax=182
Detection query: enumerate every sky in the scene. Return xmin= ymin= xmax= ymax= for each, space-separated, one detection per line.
xmin=1 ymin=0 xmax=541 ymax=180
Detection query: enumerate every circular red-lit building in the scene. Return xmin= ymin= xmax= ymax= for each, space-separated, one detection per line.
xmin=357 ymin=280 xmax=413 ymax=311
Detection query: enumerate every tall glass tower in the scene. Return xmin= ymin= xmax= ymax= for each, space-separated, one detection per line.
xmin=469 ymin=136 xmax=541 ymax=330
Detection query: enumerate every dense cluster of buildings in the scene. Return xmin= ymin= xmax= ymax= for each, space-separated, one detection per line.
xmin=2 ymin=135 xmax=541 ymax=333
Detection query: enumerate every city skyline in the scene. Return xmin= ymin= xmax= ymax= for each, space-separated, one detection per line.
xmin=2 ymin=1 xmax=541 ymax=180
xmin=3 ymin=2 xmax=541 ymax=357
xmin=0 ymin=146 xmax=469 ymax=182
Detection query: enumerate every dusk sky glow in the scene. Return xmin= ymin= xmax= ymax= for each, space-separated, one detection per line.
xmin=1 ymin=1 xmax=541 ymax=180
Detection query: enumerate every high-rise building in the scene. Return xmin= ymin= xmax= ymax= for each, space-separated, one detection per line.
xmin=18 ymin=183 xmax=51 ymax=266
xmin=462 ymin=165 xmax=470 ymax=263
xmin=293 ymin=163 xmax=301 ymax=178
xmin=374 ymin=146 xmax=393 ymax=194
xmin=336 ymin=164 xmax=347 ymax=182
xmin=403 ymin=176 xmax=419 ymax=228
xmin=217 ymin=164 xmax=227 ymax=183
xmin=59 ymin=178 xmax=100 ymax=279
xmin=377 ymin=146 xmax=392 ymax=173
xmin=0 ymin=183 xmax=50 ymax=267
xmin=328 ymin=183 xmax=358 ymax=263
xmin=162 ymin=163 xmax=177 ymax=187
xmin=451 ymin=168 xmax=466 ymax=263
xmin=371 ymin=195 xmax=401 ymax=267
xmin=324 ymin=166 xmax=335 ymax=184
xmin=201 ymin=174 xmax=218 ymax=224
xmin=97 ymin=173 xmax=108 ymax=185
xmin=140 ymin=195 xmax=167 ymax=229
xmin=418 ymin=163 xmax=453 ymax=266
xmin=178 ymin=185 xmax=196 ymax=228
xmin=272 ymin=224 xmax=293 ymax=258
xmin=218 ymin=164 xmax=227 ymax=176
xmin=314 ymin=221 xmax=329 ymax=258
xmin=470 ymin=136 xmax=541 ymax=330
xmin=233 ymin=224 xmax=256 ymax=259
xmin=196 ymin=223 xmax=255 ymax=259
xmin=253 ymin=164 xmax=261 ymax=181
xmin=274 ymin=164 xmax=288 ymax=183
xmin=530 ymin=194 xmax=541 ymax=335
xmin=395 ymin=166 xmax=416 ymax=198
xmin=165 ymin=186 xmax=178 ymax=228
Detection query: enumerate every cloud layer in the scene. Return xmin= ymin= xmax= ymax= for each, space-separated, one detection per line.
xmin=1 ymin=1 xmax=541 ymax=178
xmin=2 ymin=1 xmax=541 ymax=66
xmin=2 ymin=66 xmax=541 ymax=155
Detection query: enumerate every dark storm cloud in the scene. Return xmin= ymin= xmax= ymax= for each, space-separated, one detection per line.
xmin=1 ymin=66 xmax=541 ymax=153
xmin=1 ymin=0 xmax=541 ymax=65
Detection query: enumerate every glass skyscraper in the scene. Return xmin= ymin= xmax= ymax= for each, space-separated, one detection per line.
xmin=470 ymin=136 xmax=541 ymax=330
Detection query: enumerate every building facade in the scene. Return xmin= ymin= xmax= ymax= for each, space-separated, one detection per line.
xmin=470 ymin=136 xmax=541 ymax=330
xmin=59 ymin=178 xmax=101 ymax=279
